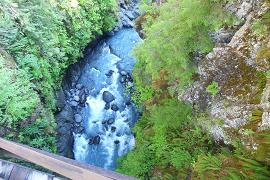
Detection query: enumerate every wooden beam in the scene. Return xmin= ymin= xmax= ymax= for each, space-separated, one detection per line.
xmin=0 ymin=138 xmax=136 ymax=180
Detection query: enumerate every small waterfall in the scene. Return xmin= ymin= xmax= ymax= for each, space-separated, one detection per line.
xmin=72 ymin=28 xmax=141 ymax=170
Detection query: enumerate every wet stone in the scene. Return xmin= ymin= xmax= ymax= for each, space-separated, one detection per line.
xmin=74 ymin=123 xmax=80 ymax=127
xmin=120 ymin=70 xmax=127 ymax=76
xmin=74 ymin=114 xmax=82 ymax=123
xmin=76 ymin=84 xmax=83 ymax=90
xmin=104 ymin=124 xmax=109 ymax=131
xmin=75 ymin=127 xmax=84 ymax=133
xmin=88 ymin=138 xmax=93 ymax=145
xmin=106 ymin=70 xmax=114 ymax=77
xmin=111 ymin=104 xmax=119 ymax=111
xmin=120 ymin=77 xmax=125 ymax=83
xmin=93 ymin=135 xmax=101 ymax=145
xmin=102 ymin=91 xmax=115 ymax=103
xmin=69 ymin=101 xmax=78 ymax=107
xmin=107 ymin=118 xmax=115 ymax=125
xmin=104 ymin=103 xmax=110 ymax=110
xmin=80 ymin=94 xmax=86 ymax=104
xmin=126 ymin=101 xmax=132 ymax=106
xmin=75 ymin=90 xmax=80 ymax=96
xmin=74 ymin=95 xmax=80 ymax=102
xmin=111 ymin=126 xmax=116 ymax=133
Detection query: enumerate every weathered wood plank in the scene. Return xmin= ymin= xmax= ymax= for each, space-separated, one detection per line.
xmin=0 ymin=138 xmax=135 ymax=180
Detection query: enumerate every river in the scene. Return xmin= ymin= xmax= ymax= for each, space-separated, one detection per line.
xmin=71 ymin=28 xmax=141 ymax=170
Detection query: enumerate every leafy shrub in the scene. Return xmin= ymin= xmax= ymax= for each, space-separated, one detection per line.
xmin=193 ymin=153 xmax=270 ymax=180
xmin=0 ymin=0 xmax=116 ymax=150
xmin=206 ymin=81 xmax=219 ymax=96
xmin=18 ymin=115 xmax=56 ymax=152
xmin=117 ymin=99 xmax=214 ymax=178
xmin=132 ymin=0 xmax=234 ymax=102
xmin=0 ymin=53 xmax=38 ymax=128
xmin=0 ymin=0 xmax=117 ymax=109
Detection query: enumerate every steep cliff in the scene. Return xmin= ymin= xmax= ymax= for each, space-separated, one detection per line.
xmin=183 ymin=0 xmax=270 ymax=148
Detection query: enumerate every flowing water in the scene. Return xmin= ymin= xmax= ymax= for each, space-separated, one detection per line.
xmin=73 ymin=28 xmax=141 ymax=170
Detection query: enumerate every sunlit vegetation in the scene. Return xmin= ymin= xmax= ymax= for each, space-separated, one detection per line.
xmin=132 ymin=0 xmax=234 ymax=103
xmin=118 ymin=0 xmax=270 ymax=179
xmin=117 ymin=99 xmax=214 ymax=178
xmin=0 ymin=0 xmax=116 ymax=151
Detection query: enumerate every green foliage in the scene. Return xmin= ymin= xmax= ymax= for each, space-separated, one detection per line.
xmin=0 ymin=0 xmax=116 ymax=150
xmin=0 ymin=0 xmax=116 ymax=109
xmin=206 ymin=81 xmax=219 ymax=96
xmin=194 ymin=154 xmax=223 ymax=179
xmin=252 ymin=10 xmax=270 ymax=37
xmin=193 ymin=148 xmax=270 ymax=180
xmin=133 ymin=0 xmax=234 ymax=102
xmin=0 ymin=54 xmax=38 ymax=128
xmin=18 ymin=116 xmax=56 ymax=152
xmin=132 ymin=85 xmax=154 ymax=106
xmin=117 ymin=99 xmax=214 ymax=179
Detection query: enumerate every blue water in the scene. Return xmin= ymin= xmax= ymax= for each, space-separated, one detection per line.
xmin=73 ymin=28 xmax=141 ymax=170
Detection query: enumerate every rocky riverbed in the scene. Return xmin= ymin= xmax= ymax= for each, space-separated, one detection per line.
xmin=55 ymin=0 xmax=141 ymax=170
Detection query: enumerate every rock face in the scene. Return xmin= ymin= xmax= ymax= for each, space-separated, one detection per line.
xmin=56 ymin=105 xmax=74 ymax=158
xmin=113 ymin=0 xmax=140 ymax=31
xmin=55 ymin=83 xmax=89 ymax=158
xmin=182 ymin=0 xmax=270 ymax=146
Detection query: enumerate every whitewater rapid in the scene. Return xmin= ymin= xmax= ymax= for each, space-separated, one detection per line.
xmin=72 ymin=28 xmax=141 ymax=170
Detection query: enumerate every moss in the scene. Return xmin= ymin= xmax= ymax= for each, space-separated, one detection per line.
xmin=257 ymin=47 xmax=270 ymax=60
xmin=210 ymin=50 xmax=265 ymax=104
xmin=249 ymin=72 xmax=267 ymax=104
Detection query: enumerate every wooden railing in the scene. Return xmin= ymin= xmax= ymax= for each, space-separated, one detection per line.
xmin=0 ymin=137 xmax=136 ymax=180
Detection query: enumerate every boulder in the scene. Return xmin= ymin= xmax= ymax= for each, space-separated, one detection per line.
xmin=106 ymin=70 xmax=114 ymax=77
xmin=120 ymin=70 xmax=127 ymax=76
xmin=126 ymin=74 xmax=133 ymax=82
xmin=69 ymin=100 xmax=78 ymax=107
xmin=74 ymin=126 xmax=84 ymax=134
xmin=80 ymin=93 xmax=87 ymax=104
xmin=125 ymin=10 xmax=135 ymax=20
xmin=88 ymin=138 xmax=94 ymax=145
xmin=104 ymin=124 xmax=109 ymax=131
xmin=93 ymin=135 xmax=101 ymax=145
xmin=76 ymin=83 xmax=83 ymax=90
xmin=111 ymin=104 xmax=119 ymax=111
xmin=120 ymin=77 xmax=125 ymax=83
xmin=107 ymin=118 xmax=115 ymax=125
xmin=74 ymin=95 xmax=80 ymax=102
xmin=102 ymin=91 xmax=115 ymax=103
xmin=126 ymin=100 xmax=132 ymax=106
xmin=120 ymin=12 xmax=134 ymax=28
xmin=74 ymin=114 xmax=82 ymax=123
xmin=111 ymin=126 xmax=117 ymax=133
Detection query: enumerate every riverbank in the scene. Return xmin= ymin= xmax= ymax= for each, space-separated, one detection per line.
xmin=55 ymin=0 xmax=142 ymax=164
